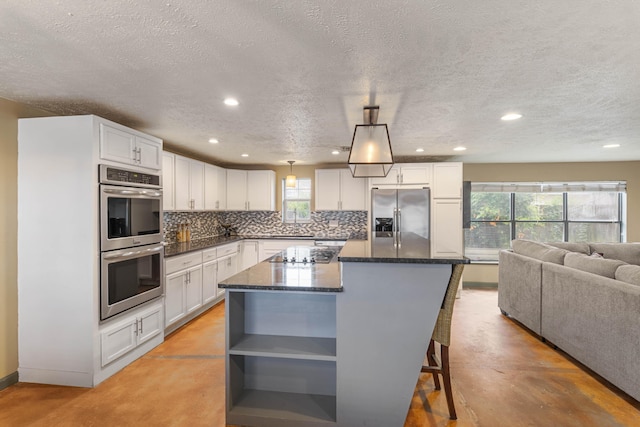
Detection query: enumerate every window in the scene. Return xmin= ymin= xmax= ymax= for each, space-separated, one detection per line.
xmin=464 ymin=182 xmax=626 ymax=261
xmin=283 ymin=178 xmax=311 ymax=223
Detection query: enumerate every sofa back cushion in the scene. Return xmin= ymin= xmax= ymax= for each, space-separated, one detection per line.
xmin=588 ymin=243 xmax=640 ymax=266
xmin=511 ymin=239 xmax=568 ymax=264
xmin=564 ymin=252 xmax=627 ymax=279
xmin=545 ymin=241 xmax=591 ymax=254
xmin=614 ymin=264 xmax=640 ymax=286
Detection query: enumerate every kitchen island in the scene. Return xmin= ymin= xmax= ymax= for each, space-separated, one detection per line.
xmin=220 ymin=233 xmax=468 ymax=427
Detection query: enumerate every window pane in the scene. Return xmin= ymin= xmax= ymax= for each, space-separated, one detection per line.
xmin=568 ymin=223 xmax=620 ymax=242
xmin=567 ymin=192 xmax=618 ymax=221
xmin=514 ymin=193 xmax=563 ymax=221
xmin=470 ymin=193 xmax=510 ymax=220
xmin=515 ymin=222 xmax=564 ymax=241
xmin=464 ymin=221 xmax=511 ymax=261
xmin=284 ymin=201 xmax=310 ymax=221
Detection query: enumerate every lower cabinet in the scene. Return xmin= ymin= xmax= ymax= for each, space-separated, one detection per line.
xmin=100 ymin=302 xmax=163 ymax=367
xmin=165 ymin=265 xmax=202 ymax=325
xmin=202 ymin=259 xmax=219 ymax=305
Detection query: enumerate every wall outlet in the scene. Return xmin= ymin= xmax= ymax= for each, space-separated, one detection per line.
xmin=329 ymin=220 xmax=339 ymax=227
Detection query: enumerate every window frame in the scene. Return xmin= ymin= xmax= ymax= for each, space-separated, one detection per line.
xmin=282 ymin=178 xmax=312 ymax=224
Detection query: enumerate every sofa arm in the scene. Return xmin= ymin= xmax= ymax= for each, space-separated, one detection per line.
xmin=498 ymin=250 xmax=543 ymax=335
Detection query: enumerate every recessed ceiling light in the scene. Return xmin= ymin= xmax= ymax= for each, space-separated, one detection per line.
xmin=416 ymin=148 xmax=424 ymax=152
xmin=241 ymin=153 xmax=249 ymax=157
xmin=224 ymin=98 xmax=239 ymax=106
xmin=501 ymin=113 xmax=522 ymax=121
xmin=603 ymin=144 xmax=620 ymax=148
xmin=453 ymin=146 xmax=467 ymax=151
xmin=331 ymin=150 xmax=340 ymax=155
xmin=208 ymin=138 xmax=219 ymax=144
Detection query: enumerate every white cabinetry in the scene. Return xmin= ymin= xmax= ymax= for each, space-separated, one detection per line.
xmin=315 ymin=169 xmax=366 ymax=211
xmin=99 ymin=122 xmax=162 ymax=170
xmin=162 ymin=152 xmax=175 ymax=211
xmin=217 ymin=243 xmax=239 ymax=297
xmin=202 ymin=247 xmax=219 ymax=305
xmin=433 ymin=162 xmax=463 ymax=198
xmin=241 ymin=240 xmax=260 ymax=271
xmin=100 ymin=302 xmax=163 ymax=367
xmin=204 ymin=163 xmax=227 ymax=210
xmin=165 ymin=252 xmax=203 ymax=327
xmin=226 ymin=169 xmax=276 ymax=210
xmin=18 ymin=115 xmax=164 ymax=387
xmin=431 ymin=162 xmax=463 ymax=257
xmin=370 ymin=163 xmax=433 ymax=186
xmin=175 ymin=155 xmax=205 ymax=210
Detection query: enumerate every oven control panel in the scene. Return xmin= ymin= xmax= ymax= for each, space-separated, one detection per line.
xmin=100 ymin=165 xmax=161 ymax=188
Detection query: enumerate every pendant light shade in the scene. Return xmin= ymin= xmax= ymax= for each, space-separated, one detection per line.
xmin=348 ymin=106 xmax=393 ymax=177
xmin=286 ymin=160 xmax=297 ymax=188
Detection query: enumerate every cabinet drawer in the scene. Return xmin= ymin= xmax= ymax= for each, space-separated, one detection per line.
xmin=202 ymin=247 xmax=218 ymax=262
xmin=217 ymin=243 xmax=239 ymax=258
xmin=165 ymin=252 xmax=203 ymax=275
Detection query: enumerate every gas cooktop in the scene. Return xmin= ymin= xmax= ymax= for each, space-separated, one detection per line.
xmin=269 ymin=246 xmax=340 ymax=264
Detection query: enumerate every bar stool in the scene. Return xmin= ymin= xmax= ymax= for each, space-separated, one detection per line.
xmin=421 ymin=263 xmax=465 ymax=420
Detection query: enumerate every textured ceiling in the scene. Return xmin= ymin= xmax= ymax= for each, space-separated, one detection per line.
xmin=2 ymin=1 xmax=640 ymax=167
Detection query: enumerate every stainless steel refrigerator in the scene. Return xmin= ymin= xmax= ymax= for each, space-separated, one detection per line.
xmin=371 ymin=188 xmax=430 ymax=238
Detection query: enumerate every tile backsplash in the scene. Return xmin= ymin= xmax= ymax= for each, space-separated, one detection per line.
xmin=164 ymin=210 xmax=367 ymax=243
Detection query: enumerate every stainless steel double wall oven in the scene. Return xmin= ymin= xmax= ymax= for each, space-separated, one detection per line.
xmin=99 ymin=164 xmax=164 ymax=320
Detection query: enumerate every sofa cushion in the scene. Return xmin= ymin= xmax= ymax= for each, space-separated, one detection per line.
xmin=615 ymin=265 xmax=640 ymax=286
xmin=511 ymin=239 xmax=568 ymax=264
xmin=588 ymin=243 xmax=640 ymax=266
xmin=564 ymin=252 xmax=627 ymax=279
xmin=545 ymin=241 xmax=591 ymax=255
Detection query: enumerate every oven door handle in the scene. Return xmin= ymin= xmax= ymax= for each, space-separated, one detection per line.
xmin=103 ymin=245 xmax=164 ymax=261
xmin=102 ymin=188 xmax=162 ymax=198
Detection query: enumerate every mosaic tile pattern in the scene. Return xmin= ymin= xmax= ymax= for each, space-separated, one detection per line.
xmin=164 ymin=210 xmax=367 ymax=242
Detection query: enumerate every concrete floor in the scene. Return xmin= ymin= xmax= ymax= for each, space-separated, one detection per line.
xmin=1 ymin=289 xmax=638 ymax=426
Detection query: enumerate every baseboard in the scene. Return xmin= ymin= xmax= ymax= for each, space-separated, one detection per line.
xmin=0 ymin=371 xmax=18 ymax=391
xmin=463 ymin=281 xmax=498 ymax=289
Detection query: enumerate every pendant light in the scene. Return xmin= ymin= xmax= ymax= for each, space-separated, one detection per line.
xmin=348 ymin=105 xmax=394 ymax=177
xmin=286 ymin=160 xmax=297 ymax=188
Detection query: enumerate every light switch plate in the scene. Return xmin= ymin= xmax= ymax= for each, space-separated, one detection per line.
xmin=329 ymin=220 xmax=339 ymax=227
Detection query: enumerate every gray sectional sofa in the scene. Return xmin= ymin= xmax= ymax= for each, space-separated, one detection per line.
xmin=498 ymin=240 xmax=640 ymax=402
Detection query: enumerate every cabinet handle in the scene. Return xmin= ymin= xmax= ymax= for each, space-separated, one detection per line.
xmin=400 ymin=173 xmax=404 ymax=183
xmin=137 ymin=147 xmax=142 ymax=163
xmin=216 ymin=200 xmax=219 ymax=210
xmin=247 ymin=201 xmax=250 ymax=210
xmin=139 ymin=319 xmax=143 ymax=335
xmin=132 ymin=147 xmax=138 ymax=162
xmin=134 ymin=319 xmax=138 ymax=336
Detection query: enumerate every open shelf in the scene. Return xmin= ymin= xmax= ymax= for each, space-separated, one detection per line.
xmin=228 ymin=389 xmax=336 ymax=425
xmin=229 ymin=334 xmax=336 ymax=361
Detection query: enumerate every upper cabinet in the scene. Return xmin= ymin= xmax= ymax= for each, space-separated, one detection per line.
xmin=162 ymin=152 xmax=175 ymax=211
xmin=370 ymin=163 xmax=433 ymax=186
xmin=204 ymin=163 xmax=227 ymax=210
xmin=226 ymin=169 xmax=275 ymax=211
xmin=99 ymin=123 xmax=162 ymax=170
xmin=315 ymin=169 xmax=367 ymax=211
xmin=174 ymin=155 xmax=204 ymax=210
xmin=432 ymin=163 xmax=463 ymax=199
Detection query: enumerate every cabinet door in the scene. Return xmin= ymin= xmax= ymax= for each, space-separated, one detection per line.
xmin=202 ymin=260 xmax=218 ymax=305
xmin=174 ymin=155 xmax=192 ymax=210
xmin=400 ymin=164 xmax=432 ymax=185
xmin=370 ymin=167 xmax=399 ymax=185
xmin=204 ymin=164 xmax=224 ymax=210
xmin=241 ymin=241 xmax=259 ymax=270
xmin=165 ymin=271 xmax=186 ymax=326
xmin=101 ymin=317 xmax=137 ymax=367
xmin=431 ymin=199 xmax=463 ymax=257
xmin=315 ymin=169 xmax=341 ymax=210
xmin=217 ymin=254 xmax=238 ymax=286
xmin=99 ymin=123 xmax=136 ymax=166
xmin=190 ymin=160 xmax=205 ymax=210
xmin=226 ymin=169 xmax=248 ymax=210
xmin=247 ymin=170 xmax=275 ymax=211
xmin=433 ymin=163 xmax=463 ymax=198
xmin=136 ymin=136 xmax=162 ymax=170
xmin=216 ymin=167 xmax=227 ymax=210
xmin=340 ymin=169 xmax=366 ymax=210
xmin=137 ymin=305 xmax=163 ymax=345
xmin=162 ymin=152 xmax=175 ymax=211
xmin=185 ymin=266 xmax=203 ymax=314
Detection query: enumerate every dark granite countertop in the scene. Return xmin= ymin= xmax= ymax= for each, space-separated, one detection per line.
xmin=219 ymin=246 xmax=343 ymax=292
xmin=164 ymin=232 xmax=366 ymax=258
xmin=338 ymin=232 xmax=469 ymax=264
